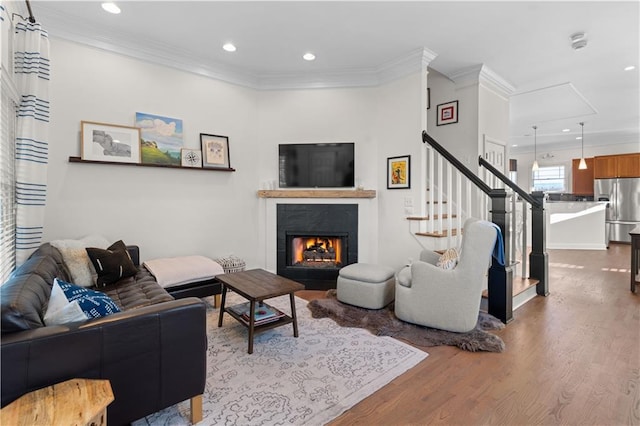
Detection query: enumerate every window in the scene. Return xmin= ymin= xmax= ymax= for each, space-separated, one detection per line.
xmin=1 ymin=82 xmax=17 ymax=284
xmin=532 ymin=165 xmax=566 ymax=192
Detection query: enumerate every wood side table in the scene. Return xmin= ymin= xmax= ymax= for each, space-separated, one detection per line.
xmin=0 ymin=378 xmax=114 ymax=426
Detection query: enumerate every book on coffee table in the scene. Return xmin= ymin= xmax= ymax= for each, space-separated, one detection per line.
xmin=228 ymin=302 xmax=285 ymax=325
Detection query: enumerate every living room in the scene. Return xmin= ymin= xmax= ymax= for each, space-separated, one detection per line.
xmin=1 ymin=1 xmax=639 ymax=425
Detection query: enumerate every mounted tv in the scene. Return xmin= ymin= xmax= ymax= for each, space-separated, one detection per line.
xmin=278 ymin=143 xmax=354 ymax=188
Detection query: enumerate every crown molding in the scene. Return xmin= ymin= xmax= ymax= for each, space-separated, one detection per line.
xmin=449 ymin=64 xmax=516 ymax=98
xmin=40 ymin=6 xmax=438 ymax=90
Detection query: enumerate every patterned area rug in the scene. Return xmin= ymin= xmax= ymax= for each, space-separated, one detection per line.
xmin=133 ymin=293 xmax=427 ymax=425
xmin=308 ymin=290 xmax=505 ymax=353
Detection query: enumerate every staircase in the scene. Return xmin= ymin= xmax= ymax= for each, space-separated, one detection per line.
xmin=413 ymin=131 xmax=549 ymax=324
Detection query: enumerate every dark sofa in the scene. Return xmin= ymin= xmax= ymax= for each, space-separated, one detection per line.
xmin=0 ymin=243 xmax=208 ymax=425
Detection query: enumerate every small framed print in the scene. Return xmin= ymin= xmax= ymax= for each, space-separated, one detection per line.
xmin=181 ymin=148 xmax=202 ymax=168
xmin=436 ymin=100 xmax=459 ymax=126
xmin=200 ymin=133 xmax=231 ymax=169
xmin=81 ymin=121 xmax=141 ymax=164
xmin=387 ymin=155 xmax=411 ymax=189
xmin=427 ymin=87 xmax=431 ymax=110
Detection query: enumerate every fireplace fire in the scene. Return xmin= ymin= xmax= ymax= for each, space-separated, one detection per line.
xmin=291 ymin=236 xmax=343 ymax=268
xmin=277 ymin=204 xmax=358 ymax=290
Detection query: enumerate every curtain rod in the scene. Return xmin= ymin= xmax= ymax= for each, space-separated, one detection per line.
xmin=25 ymin=0 xmax=36 ymax=23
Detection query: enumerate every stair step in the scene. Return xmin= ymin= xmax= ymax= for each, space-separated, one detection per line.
xmin=415 ymin=228 xmax=458 ymax=238
xmin=406 ymin=214 xmax=457 ymax=221
xmin=482 ymin=277 xmax=539 ymax=299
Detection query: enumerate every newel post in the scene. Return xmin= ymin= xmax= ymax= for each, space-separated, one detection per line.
xmin=488 ymin=189 xmax=514 ymax=324
xmin=529 ymin=191 xmax=549 ymax=296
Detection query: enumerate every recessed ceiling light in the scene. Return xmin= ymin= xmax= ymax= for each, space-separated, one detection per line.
xmin=562 ymin=128 xmax=570 ymax=132
xmin=101 ymin=2 xmax=121 ymax=14
xmin=576 ymin=136 xmax=582 ymax=140
xmin=222 ymin=43 xmax=236 ymax=52
xmin=625 ymin=65 xmax=636 ymax=71
xmin=303 ymin=53 xmax=316 ymax=61
xmin=512 ymin=144 xmax=518 ymax=147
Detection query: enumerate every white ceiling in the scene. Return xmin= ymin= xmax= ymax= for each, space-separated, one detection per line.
xmin=29 ymin=1 xmax=640 ymax=153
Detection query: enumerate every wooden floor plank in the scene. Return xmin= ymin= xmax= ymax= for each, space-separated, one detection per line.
xmin=296 ymin=243 xmax=640 ymax=425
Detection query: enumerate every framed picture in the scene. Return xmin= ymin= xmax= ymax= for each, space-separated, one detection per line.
xmin=200 ymin=133 xmax=231 ymax=168
xmin=81 ymin=121 xmax=141 ymax=164
xmin=387 ymin=155 xmax=411 ymax=189
xmin=135 ymin=112 xmax=183 ymax=166
xmin=436 ymin=100 xmax=459 ymax=126
xmin=427 ymin=87 xmax=431 ymax=110
xmin=180 ymin=148 xmax=202 ymax=168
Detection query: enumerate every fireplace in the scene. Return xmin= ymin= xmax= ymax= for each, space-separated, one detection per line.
xmin=277 ymin=204 xmax=358 ymax=289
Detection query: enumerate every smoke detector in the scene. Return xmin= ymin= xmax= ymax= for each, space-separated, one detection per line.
xmin=570 ymin=32 xmax=588 ymax=50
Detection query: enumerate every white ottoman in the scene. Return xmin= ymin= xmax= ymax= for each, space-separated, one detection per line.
xmin=337 ymin=263 xmax=396 ymax=309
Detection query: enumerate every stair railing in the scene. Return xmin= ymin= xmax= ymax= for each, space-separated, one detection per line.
xmin=422 ymin=131 xmax=515 ymax=323
xmin=478 ymin=155 xmax=549 ymax=300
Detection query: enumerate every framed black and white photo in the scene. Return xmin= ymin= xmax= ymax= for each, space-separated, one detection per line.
xmin=200 ymin=133 xmax=231 ymax=169
xmin=436 ymin=100 xmax=459 ymax=126
xmin=81 ymin=121 xmax=141 ymax=164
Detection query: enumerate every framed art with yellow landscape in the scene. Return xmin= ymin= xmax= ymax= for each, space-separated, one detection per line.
xmin=387 ymin=155 xmax=410 ymax=189
xmin=200 ymin=133 xmax=231 ymax=169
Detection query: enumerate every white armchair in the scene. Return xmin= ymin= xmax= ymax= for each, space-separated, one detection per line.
xmin=395 ymin=218 xmax=498 ymax=332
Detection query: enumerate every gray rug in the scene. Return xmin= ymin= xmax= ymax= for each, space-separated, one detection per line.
xmin=133 ymin=293 xmax=427 ymax=425
xmin=307 ymin=290 xmax=505 ymax=353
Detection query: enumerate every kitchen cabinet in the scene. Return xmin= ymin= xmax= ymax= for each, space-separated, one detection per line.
xmin=594 ymin=153 xmax=640 ymax=178
xmin=617 ymin=153 xmax=640 ymax=177
xmin=572 ymin=157 xmax=594 ymax=195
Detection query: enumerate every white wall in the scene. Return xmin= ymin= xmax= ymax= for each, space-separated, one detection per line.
xmin=44 ymin=38 xmax=431 ymax=273
xmin=427 ymin=69 xmax=479 ymax=169
xmin=45 ymin=38 xmax=261 ymax=264
xmin=255 ymin=87 xmax=380 ymax=271
xmin=375 ymin=71 xmax=427 ymax=268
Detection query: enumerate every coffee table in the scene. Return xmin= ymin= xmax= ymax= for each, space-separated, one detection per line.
xmin=217 ymin=268 xmax=305 ymax=354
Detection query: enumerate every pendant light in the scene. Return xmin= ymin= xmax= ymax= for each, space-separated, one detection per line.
xmin=578 ymin=122 xmax=587 ymax=170
xmin=532 ymin=125 xmax=539 ymax=171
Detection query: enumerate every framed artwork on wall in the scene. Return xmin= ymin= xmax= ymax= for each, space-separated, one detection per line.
xmin=80 ymin=121 xmax=141 ymax=164
xmin=436 ymin=100 xmax=459 ymax=126
xmin=180 ymin=148 xmax=202 ymax=168
xmin=135 ymin=112 xmax=183 ymax=166
xmin=387 ymin=155 xmax=411 ymax=189
xmin=427 ymin=87 xmax=431 ymax=110
xmin=200 ymin=133 xmax=231 ymax=169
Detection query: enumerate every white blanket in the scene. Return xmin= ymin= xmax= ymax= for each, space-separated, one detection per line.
xmin=143 ymin=255 xmax=224 ymax=288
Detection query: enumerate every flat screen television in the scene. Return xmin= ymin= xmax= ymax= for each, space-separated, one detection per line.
xmin=278 ymin=143 xmax=354 ymax=188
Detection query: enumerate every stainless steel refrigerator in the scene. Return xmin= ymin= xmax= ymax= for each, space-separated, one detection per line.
xmin=594 ymin=178 xmax=640 ymax=243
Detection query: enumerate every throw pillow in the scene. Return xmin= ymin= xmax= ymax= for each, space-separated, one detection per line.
xmin=86 ymin=240 xmax=137 ymax=287
xmin=436 ymin=248 xmax=459 ymax=270
xmin=50 ymin=235 xmax=110 ymax=287
xmin=55 ymin=278 xmax=122 ymax=319
xmin=43 ymin=279 xmax=87 ymax=326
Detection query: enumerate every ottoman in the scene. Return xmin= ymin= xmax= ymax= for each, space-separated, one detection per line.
xmin=337 ymin=263 xmax=396 ymax=309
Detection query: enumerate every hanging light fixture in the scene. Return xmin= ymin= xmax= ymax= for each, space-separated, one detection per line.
xmin=578 ymin=122 xmax=587 ymax=170
xmin=532 ymin=125 xmax=539 ymax=171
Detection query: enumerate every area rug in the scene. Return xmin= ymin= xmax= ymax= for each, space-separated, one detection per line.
xmin=132 ymin=293 xmax=427 ymax=426
xmin=307 ymin=290 xmax=505 ymax=353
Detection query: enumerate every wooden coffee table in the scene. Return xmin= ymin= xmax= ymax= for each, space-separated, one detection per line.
xmin=217 ymin=268 xmax=305 ymax=354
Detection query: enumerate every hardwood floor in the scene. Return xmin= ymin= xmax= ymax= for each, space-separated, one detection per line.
xmin=296 ymin=244 xmax=640 ymax=425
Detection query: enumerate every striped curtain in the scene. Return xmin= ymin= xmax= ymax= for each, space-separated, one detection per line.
xmin=14 ymin=19 xmax=50 ymax=266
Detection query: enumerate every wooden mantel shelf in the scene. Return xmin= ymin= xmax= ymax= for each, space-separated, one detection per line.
xmin=257 ymin=189 xmax=376 ymax=199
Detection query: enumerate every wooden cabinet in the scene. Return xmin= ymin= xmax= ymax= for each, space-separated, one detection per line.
xmin=617 ymin=153 xmax=640 ymax=177
xmin=594 ymin=153 xmax=640 ymax=178
xmin=572 ymin=157 xmax=594 ymax=195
